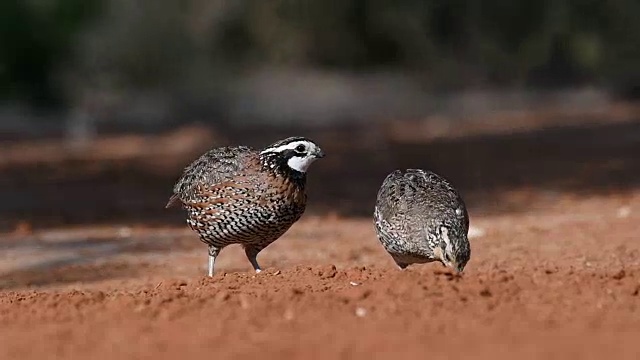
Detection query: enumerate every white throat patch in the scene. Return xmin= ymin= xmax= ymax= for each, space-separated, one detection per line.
xmin=287 ymin=155 xmax=317 ymax=173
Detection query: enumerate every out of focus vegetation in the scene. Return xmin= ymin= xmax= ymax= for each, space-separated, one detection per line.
xmin=1 ymin=0 xmax=640 ymax=110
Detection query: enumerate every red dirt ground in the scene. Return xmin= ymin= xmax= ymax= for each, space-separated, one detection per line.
xmin=1 ymin=191 xmax=639 ymax=360
xmin=1 ymin=109 xmax=640 ymax=359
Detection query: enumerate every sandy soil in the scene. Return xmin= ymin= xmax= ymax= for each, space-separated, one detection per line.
xmin=1 ymin=110 xmax=640 ymax=359
xmin=1 ymin=191 xmax=639 ymax=360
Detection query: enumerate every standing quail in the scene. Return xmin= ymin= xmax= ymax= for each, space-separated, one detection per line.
xmin=373 ymin=169 xmax=471 ymax=272
xmin=166 ymin=136 xmax=325 ymax=277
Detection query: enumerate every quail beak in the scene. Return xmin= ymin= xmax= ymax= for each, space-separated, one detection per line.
xmin=435 ymin=247 xmax=463 ymax=273
xmin=442 ymin=261 xmax=464 ymax=274
xmin=453 ymin=262 xmax=465 ymax=274
xmin=315 ymin=149 xmax=326 ymax=158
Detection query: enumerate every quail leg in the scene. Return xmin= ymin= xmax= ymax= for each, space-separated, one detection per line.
xmin=244 ymin=246 xmax=263 ymax=273
xmin=208 ymin=245 xmax=220 ymax=277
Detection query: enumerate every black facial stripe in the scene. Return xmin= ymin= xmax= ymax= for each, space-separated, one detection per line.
xmin=282 ymin=149 xmax=308 ymax=159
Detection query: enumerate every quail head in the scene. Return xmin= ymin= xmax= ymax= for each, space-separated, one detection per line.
xmin=373 ymin=169 xmax=471 ymax=272
xmin=166 ymin=136 xmax=325 ymax=277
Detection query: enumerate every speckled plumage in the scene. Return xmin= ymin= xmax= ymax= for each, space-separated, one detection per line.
xmin=167 ymin=137 xmax=325 ymax=276
xmin=373 ymin=169 xmax=471 ymax=272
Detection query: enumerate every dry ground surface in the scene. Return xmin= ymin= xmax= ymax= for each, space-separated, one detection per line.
xmin=0 ymin=194 xmax=639 ymax=360
xmin=1 ymin=106 xmax=640 ymax=359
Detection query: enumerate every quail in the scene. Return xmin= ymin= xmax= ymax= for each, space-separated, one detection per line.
xmin=373 ymin=169 xmax=471 ymax=272
xmin=166 ymin=136 xmax=325 ymax=277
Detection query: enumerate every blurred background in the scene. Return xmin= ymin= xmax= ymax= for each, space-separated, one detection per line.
xmin=1 ymin=0 xmax=639 ymax=232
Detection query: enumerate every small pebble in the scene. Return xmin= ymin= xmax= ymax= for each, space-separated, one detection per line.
xmin=283 ymin=309 xmax=294 ymax=321
xmin=617 ymin=206 xmax=631 ymax=218
xmin=468 ymin=225 xmax=485 ymax=239
xmin=117 ymin=227 xmax=132 ymax=238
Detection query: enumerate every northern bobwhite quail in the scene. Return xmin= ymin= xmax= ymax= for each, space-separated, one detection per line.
xmin=166 ymin=136 xmax=325 ymax=277
xmin=373 ymin=169 xmax=471 ymax=272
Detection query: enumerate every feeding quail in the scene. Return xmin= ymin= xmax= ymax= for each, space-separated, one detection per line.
xmin=373 ymin=169 xmax=471 ymax=272
xmin=166 ymin=136 xmax=325 ymax=277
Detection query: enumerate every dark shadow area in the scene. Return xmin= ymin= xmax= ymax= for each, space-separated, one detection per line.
xmin=0 ymin=262 xmax=140 ymax=290
xmin=0 ymin=230 xmax=196 ymax=289
xmin=0 ymin=118 xmax=638 ymax=232
xmin=390 ymin=120 xmax=640 ymax=213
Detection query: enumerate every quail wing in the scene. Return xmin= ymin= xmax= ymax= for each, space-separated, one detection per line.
xmin=166 ymin=146 xmax=257 ymax=208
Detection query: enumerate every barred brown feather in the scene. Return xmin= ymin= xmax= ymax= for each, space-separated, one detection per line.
xmin=167 ymin=137 xmax=325 ymax=276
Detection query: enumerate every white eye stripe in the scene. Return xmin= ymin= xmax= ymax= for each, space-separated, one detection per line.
xmin=440 ymin=226 xmax=453 ymax=251
xmin=261 ymin=140 xmax=313 ymax=155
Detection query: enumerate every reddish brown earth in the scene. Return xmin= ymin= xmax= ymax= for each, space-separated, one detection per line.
xmin=1 ymin=192 xmax=639 ymax=360
xmin=1 ymin=109 xmax=640 ymax=359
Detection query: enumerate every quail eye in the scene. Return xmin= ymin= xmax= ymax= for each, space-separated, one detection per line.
xmin=295 ymin=144 xmax=306 ymax=153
